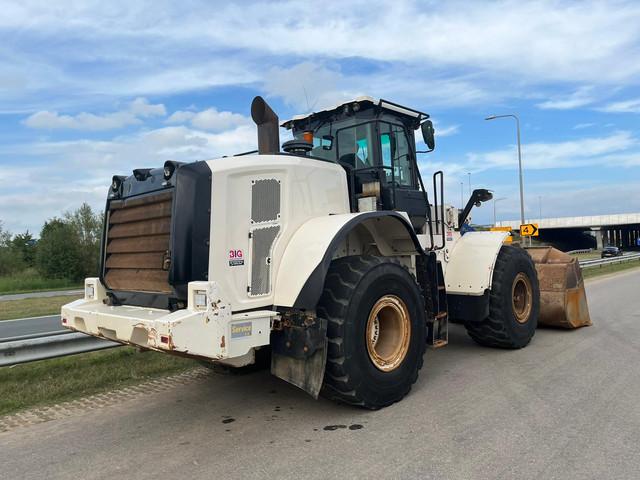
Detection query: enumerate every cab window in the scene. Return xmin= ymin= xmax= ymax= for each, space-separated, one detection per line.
xmin=337 ymin=123 xmax=376 ymax=169
xmin=379 ymin=122 xmax=414 ymax=187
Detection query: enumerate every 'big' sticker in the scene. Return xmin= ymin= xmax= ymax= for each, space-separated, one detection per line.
xmin=229 ymin=249 xmax=244 ymax=266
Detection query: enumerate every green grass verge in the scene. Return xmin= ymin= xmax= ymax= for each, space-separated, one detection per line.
xmin=0 ymin=295 xmax=83 ymax=321
xmin=0 ymin=347 xmax=197 ymax=416
xmin=0 ymin=269 xmax=81 ymax=295
xmin=583 ymin=259 xmax=640 ymax=279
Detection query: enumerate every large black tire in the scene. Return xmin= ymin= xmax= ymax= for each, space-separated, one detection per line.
xmin=465 ymin=245 xmax=539 ymax=349
xmin=317 ymin=256 xmax=427 ymax=409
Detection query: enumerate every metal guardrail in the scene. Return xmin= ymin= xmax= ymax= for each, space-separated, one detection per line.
xmin=579 ymin=252 xmax=640 ymax=269
xmin=0 ymin=330 xmax=119 ymax=367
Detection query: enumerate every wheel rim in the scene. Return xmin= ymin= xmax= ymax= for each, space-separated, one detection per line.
xmin=366 ymin=295 xmax=411 ymax=372
xmin=512 ymin=272 xmax=533 ymax=324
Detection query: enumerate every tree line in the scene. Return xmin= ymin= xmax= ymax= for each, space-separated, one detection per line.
xmin=0 ymin=203 xmax=103 ymax=281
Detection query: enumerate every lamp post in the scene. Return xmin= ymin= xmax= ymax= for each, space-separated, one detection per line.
xmin=485 ymin=113 xmax=526 ymax=243
xmin=493 ymin=197 xmax=506 ymax=226
xmin=467 ymin=172 xmax=471 ymax=196
xmin=460 ymin=181 xmax=464 ymax=208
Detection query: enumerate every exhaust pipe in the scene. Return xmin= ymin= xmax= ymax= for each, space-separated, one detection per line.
xmin=251 ymin=96 xmax=280 ymax=154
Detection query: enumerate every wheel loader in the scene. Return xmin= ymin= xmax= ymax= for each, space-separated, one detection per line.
xmin=62 ymin=96 xmax=590 ymax=409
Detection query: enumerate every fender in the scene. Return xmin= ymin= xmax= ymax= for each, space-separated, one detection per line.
xmin=444 ymin=231 xmax=508 ymax=322
xmin=443 ymin=231 xmax=508 ymax=294
xmin=273 ymin=211 xmax=425 ymax=310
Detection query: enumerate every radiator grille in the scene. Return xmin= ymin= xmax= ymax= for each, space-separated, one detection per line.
xmin=104 ymin=191 xmax=173 ymax=293
xmin=251 ymin=179 xmax=280 ymax=223
xmin=250 ymin=225 xmax=280 ymax=296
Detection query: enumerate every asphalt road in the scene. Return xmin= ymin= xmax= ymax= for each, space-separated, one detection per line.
xmin=2 ymin=269 xmax=640 ymax=480
xmin=0 ymin=315 xmax=63 ymax=340
xmin=0 ymin=289 xmax=82 ymax=302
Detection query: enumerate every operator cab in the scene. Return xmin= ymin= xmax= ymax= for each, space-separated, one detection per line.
xmin=281 ymin=97 xmax=435 ymax=229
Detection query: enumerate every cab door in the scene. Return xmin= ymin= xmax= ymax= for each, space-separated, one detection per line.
xmin=378 ymin=122 xmax=428 ymax=228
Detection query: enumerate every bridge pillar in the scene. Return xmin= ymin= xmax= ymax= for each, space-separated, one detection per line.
xmin=593 ymin=228 xmax=604 ymax=250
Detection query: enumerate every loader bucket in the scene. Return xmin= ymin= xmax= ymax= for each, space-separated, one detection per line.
xmin=526 ymin=247 xmax=592 ymax=328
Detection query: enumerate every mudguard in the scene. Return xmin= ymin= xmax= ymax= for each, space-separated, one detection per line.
xmin=273 ymin=211 xmax=424 ymax=309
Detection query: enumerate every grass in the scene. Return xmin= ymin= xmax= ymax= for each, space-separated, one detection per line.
xmin=0 ymin=269 xmax=81 ymax=295
xmin=582 ymin=258 xmax=640 ymax=279
xmin=0 ymin=347 xmax=197 ymax=416
xmin=570 ymin=251 xmax=601 ymax=261
xmin=0 ymin=295 xmax=82 ymax=321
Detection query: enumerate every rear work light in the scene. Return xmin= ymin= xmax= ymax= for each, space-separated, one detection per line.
xmin=194 ymin=290 xmax=207 ymax=310
xmin=85 ymin=285 xmax=95 ymax=300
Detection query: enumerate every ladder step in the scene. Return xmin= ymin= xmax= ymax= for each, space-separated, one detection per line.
xmin=435 ymin=312 xmax=447 ymax=319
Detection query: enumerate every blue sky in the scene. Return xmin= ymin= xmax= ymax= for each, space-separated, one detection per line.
xmin=1 ymin=0 xmax=639 ymax=234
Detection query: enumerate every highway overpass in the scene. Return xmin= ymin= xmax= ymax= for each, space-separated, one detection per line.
xmin=497 ymin=213 xmax=640 ymax=250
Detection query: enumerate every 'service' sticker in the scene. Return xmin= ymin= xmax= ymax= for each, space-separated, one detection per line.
xmin=231 ymin=322 xmax=252 ymax=338
xmin=229 ymin=249 xmax=244 ymax=266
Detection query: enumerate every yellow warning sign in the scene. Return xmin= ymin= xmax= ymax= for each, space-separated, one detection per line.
xmin=491 ymin=226 xmax=513 ymax=232
xmin=520 ymin=223 xmax=539 ymax=237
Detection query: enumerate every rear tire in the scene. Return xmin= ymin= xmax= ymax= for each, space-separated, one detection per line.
xmin=464 ymin=245 xmax=539 ymax=349
xmin=317 ymin=256 xmax=427 ymax=409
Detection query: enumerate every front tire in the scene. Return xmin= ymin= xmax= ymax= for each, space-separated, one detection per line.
xmin=317 ymin=256 xmax=427 ymax=409
xmin=464 ymin=245 xmax=539 ymax=349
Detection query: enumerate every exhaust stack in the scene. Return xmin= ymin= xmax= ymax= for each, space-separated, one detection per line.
xmin=251 ymin=96 xmax=280 ymax=154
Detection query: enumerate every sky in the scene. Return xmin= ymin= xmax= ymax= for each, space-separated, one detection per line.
xmin=0 ymin=0 xmax=639 ymax=234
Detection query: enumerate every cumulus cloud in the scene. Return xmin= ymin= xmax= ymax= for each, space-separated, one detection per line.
xmin=0 ymin=122 xmax=257 ymax=233
xmin=167 ymin=107 xmax=250 ymax=132
xmin=23 ymin=97 xmax=166 ymax=130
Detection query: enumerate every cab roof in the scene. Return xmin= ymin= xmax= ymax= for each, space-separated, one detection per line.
xmin=281 ymin=96 xmax=429 ymax=129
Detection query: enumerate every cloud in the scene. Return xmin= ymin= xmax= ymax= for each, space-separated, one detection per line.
xmin=166 ymin=107 xmax=250 ymax=132
xmin=466 ymin=131 xmax=637 ymax=170
xmin=129 ymin=97 xmax=166 ymax=117
xmin=598 ymin=97 xmax=640 ymax=113
xmin=536 ymin=87 xmax=596 ymax=110
xmin=4 ymin=1 xmax=640 ymax=113
xmin=23 ymin=97 xmax=166 ymax=130
xmin=573 ymin=123 xmax=596 ymax=130
xmin=0 ymin=122 xmax=257 ymax=233
xmin=264 ymin=62 xmax=347 ymax=111
xmin=435 ymin=123 xmax=460 ymax=137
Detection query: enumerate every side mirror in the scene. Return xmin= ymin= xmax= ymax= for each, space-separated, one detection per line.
xmin=321 ymin=135 xmax=334 ymax=150
xmin=421 ymin=120 xmax=435 ymax=151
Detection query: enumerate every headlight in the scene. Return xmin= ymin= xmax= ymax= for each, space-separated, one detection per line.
xmin=85 ymin=284 xmax=95 ymax=300
xmin=194 ymin=290 xmax=207 ymax=310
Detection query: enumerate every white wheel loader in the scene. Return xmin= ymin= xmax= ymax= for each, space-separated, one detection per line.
xmin=62 ymin=96 xmax=590 ymax=409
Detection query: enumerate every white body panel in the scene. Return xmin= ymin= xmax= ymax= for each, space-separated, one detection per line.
xmin=438 ymin=231 xmax=508 ymax=295
xmin=205 ymin=154 xmax=349 ymax=311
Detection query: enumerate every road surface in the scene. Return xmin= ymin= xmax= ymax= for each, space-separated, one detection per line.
xmin=1 ymin=269 xmax=640 ymax=479
xmin=0 ymin=289 xmax=82 ymax=302
xmin=0 ymin=315 xmax=63 ymax=340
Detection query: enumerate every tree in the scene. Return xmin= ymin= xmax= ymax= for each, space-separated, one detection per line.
xmin=64 ymin=203 xmax=103 ymax=277
xmin=11 ymin=231 xmax=37 ymax=267
xmin=0 ymin=221 xmax=25 ymax=276
xmin=36 ymin=218 xmax=83 ymax=280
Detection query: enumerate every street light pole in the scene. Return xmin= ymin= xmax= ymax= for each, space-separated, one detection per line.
xmin=460 ymin=181 xmax=464 ymax=208
xmin=485 ymin=113 xmax=527 ymax=243
xmin=467 ymin=172 xmax=471 ymax=197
